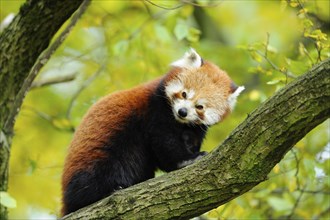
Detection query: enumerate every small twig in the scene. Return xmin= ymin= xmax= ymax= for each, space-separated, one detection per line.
xmin=24 ymin=106 xmax=53 ymax=122
xmin=4 ymin=0 xmax=91 ymax=133
xmin=301 ymin=42 xmax=315 ymax=65
xmin=180 ymin=0 xmax=222 ymax=8
xmin=286 ymin=185 xmax=306 ymax=220
xmin=298 ymin=189 xmax=330 ymax=195
xmin=144 ymin=0 xmax=184 ymax=10
xmin=291 ymin=149 xmax=301 ymax=189
xmin=296 ymin=0 xmax=323 ymax=63
xmin=142 ymin=0 xmax=152 ymax=16
xmin=66 ymin=64 xmax=106 ymax=120
xmin=128 ymin=9 xmax=168 ymax=41
xmin=24 ymin=106 xmax=74 ymax=132
xmin=296 ymin=0 xmax=308 ymax=18
xmin=316 ymin=206 xmax=330 ymax=219
xmin=31 ymin=72 xmax=77 ymax=89
xmin=255 ymin=50 xmax=297 ymax=79
xmin=258 ymin=188 xmax=330 ymax=195
xmin=265 ymin=32 xmax=270 ymax=58
xmin=268 ymin=167 xmax=297 ymax=178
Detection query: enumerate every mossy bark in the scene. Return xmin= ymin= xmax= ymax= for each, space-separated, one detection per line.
xmin=0 ymin=0 xmax=84 ymax=218
xmin=63 ymin=58 xmax=330 ymax=220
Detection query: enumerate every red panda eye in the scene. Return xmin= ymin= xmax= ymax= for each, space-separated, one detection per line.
xmin=196 ymin=105 xmax=204 ymax=110
xmin=182 ymin=91 xmax=187 ymax=99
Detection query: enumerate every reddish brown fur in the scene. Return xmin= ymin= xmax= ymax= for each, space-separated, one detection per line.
xmin=61 ymin=78 xmax=161 ymax=213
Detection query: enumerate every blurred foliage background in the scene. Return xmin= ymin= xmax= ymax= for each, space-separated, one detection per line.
xmin=1 ymin=0 xmax=329 ymax=219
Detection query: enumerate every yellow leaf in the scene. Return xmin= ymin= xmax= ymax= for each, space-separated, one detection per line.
xmin=52 ymin=118 xmax=72 ymax=130
xmin=290 ymin=1 xmax=299 ymax=7
xmin=249 ymin=90 xmax=260 ymax=101
xmin=273 ymin=164 xmax=280 ymax=174
xmin=251 ymin=51 xmax=263 ymax=63
xmin=298 ymin=8 xmax=308 ymax=15
xmin=207 ymin=209 xmax=220 ymax=218
xmin=280 ymin=0 xmax=288 ymax=11
xmin=288 ymin=179 xmax=296 ymax=192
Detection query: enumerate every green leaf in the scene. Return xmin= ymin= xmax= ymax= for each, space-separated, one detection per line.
xmin=236 ymin=44 xmax=249 ymax=50
xmin=266 ymin=44 xmax=278 ymax=54
xmin=251 ymin=51 xmax=263 ymax=63
xmin=154 ymin=24 xmax=171 ymax=43
xmin=187 ymin=27 xmax=201 ymax=43
xmin=303 ymin=19 xmax=314 ymax=28
xmin=174 ymin=19 xmax=188 ymax=41
xmin=303 ymin=159 xmax=316 ymax=176
xmin=267 ymin=196 xmax=293 ymax=212
xmin=266 ymin=79 xmax=281 ymax=85
xmin=0 ymin=191 xmax=17 ymax=208
xmin=28 ymin=159 xmax=37 ymax=175
xmin=304 ymin=29 xmax=328 ymax=41
xmin=113 ymin=40 xmax=129 ymax=56
xmin=285 ymin=58 xmax=310 ymax=75
xmin=180 ymin=4 xmax=193 ymax=18
xmin=289 ymin=0 xmax=299 ymax=8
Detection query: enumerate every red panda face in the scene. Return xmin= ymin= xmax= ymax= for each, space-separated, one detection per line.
xmin=165 ymin=49 xmax=244 ymax=126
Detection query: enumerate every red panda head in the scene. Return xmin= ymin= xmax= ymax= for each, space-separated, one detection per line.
xmin=164 ymin=49 xmax=244 ymax=126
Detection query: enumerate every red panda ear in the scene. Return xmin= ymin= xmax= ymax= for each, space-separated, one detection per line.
xmin=227 ymin=85 xmax=245 ymax=110
xmin=230 ymin=81 xmax=239 ymax=93
xmin=171 ymin=48 xmax=203 ymax=69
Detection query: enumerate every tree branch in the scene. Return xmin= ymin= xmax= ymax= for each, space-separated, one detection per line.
xmin=30 ymin=73 xmax=77 ymax=89
xmin=63 ymin=59 xmax=330 ymax=219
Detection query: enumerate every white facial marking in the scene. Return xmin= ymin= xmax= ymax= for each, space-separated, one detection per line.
xmin=196 ymin=99 xmax=207 ymax=106
xmin=186 ymin=90 xmax=195 ymax=99
xmin=204 ymin=108 xmax=221 ymax=125
xmin=165 ymin=80 xmax=183 ymax=97
xmin=171 ymin=48 xmax=202 ymax=69
xmin=228 ymin=86 xmax=245 ymax=110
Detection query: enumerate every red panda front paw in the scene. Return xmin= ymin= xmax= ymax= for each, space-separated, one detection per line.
xmin=177 ymin=151 xmax=208 ymax=169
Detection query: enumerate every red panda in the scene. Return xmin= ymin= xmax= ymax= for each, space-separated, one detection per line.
xmin=61 ymin=49 xmax=244 ymax=215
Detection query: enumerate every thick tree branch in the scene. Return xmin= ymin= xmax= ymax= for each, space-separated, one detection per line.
xmin=63 ymin=58 xmax=330 ymax=220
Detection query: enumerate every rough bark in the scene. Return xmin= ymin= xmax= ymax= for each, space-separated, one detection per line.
xmin=63 ymin=58 xmax=330 ymax=220
xmin=0 ymin=0 xmax=85 ymax=218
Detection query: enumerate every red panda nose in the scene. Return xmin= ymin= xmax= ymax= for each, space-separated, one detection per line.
xmin=178 ymin=108 xmax=188 ymax=118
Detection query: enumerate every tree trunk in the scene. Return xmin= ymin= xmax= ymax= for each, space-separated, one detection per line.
xmin=62 ymin=58 xmax=330 ymax=220
xmin=0 ymin=0 xmax=84 ymax=218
